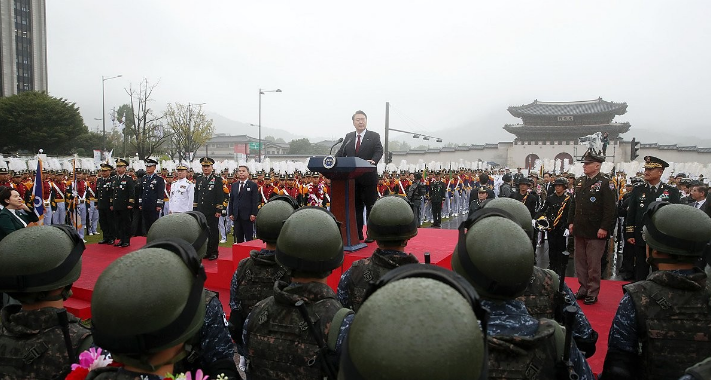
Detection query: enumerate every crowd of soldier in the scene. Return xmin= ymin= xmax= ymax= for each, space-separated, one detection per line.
xmin=1 ymin=150 xmax=711 ymax=379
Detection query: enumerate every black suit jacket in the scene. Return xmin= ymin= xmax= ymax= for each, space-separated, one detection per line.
xmin=228 ymin=180 xmax=259 ymax=221
xmin=698 ymin=199 xmax=711 ymax=218
xmin=335 ymin=130 xmax=383 ymax=186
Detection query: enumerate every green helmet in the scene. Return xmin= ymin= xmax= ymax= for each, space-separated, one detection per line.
xmin=255 ymin=197 xmax=298 ymax=244
xmin=91 ymin=239 xmax=206 ymax=370
xmin=146 ymin=211 xmax=208 ymax=259
xmin=276 ymin=207 xmax=344 ymax=273
xmin=482 ymin=197 xmax=534 ymax=238
xmin=452 ymin=214 xmax=534 ymax=300
xmin=0 ymin=225 xmax=84 ymax=303
xmin=643 ymin=202 xmax=711 ymax=257
xmin=341 ymin=267 xmax=486 ymax=380
xmin=367 ymin=196 xmax=418 ymax=242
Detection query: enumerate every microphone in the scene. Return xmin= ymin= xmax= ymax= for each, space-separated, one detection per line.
xmin=330 ymin=138 xmax=345 ymax=155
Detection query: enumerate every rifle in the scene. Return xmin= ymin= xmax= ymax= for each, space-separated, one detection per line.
xmin=557 ymin=305 xmax=579 ymax=380
xmin=295 ymin=300 xmax=337 ymax=380
xmin=554 ymin=250 xmax=570 ymax=324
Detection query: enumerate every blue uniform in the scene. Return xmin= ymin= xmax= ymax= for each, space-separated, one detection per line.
xmin=484 ymin=299 xmax=594 ymax=380
xmin=138 ymin=173 xmax=165 ymax=232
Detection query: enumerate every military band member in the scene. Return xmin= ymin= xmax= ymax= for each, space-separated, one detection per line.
xmin=535 ymin=178 xmax=572 ymax=277
xmin=50 ymin=172 xmax=67 ymax=225
xmin=625 ymin=156 xmax=681 ymax=281
xmin=86 ymin=171 xmax=99 ymax=236
xmin=162 ymin=171 xmax=172 ymax=216
xmin=138 ymin=158 xmax=165 ymax=232
xmin=67 ymin=170 xmax=88 ymax=240
xmin=111 ymin=159 xmax=136 ymax=247
xmin=97 ymin=164 xmax=115 ymax=244
xmin=169 ymin=164 xmax=194 ymax=213
xmin=193 ymin=157 xmax=227 ymax=260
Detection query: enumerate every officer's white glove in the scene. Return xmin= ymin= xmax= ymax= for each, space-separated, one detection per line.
xmin=563 ymin=229 xmax=570 ymax=237
xmin=531 ymin=219 xmax=537 ymax=228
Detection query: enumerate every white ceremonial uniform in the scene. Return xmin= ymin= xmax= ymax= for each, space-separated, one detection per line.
xmin=169 ymin=178 xmax=195 ymax=213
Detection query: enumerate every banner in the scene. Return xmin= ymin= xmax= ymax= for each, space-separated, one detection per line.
xmin=31 ymin=160 xmax=44 ymax=222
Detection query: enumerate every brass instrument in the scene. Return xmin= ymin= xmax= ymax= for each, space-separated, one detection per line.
xmin=534 ymin=216 xmax=551 ymax=231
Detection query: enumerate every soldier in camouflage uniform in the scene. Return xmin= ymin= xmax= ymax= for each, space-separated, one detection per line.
xmin=625 ymin=156 xmax=681 ymax=281
xmin=602 ymin=202 xmax=711 ymax=380
xmin=228 ymin=196 xmax=296 ymax=367
xmin=483 ymin=197 xmax=599 ymax=358
xmin=0 ymin=225 xmax=93 ymax=379
xmin=339 ymin=265 xmax=488 ymax=380
xmin=679 ymin=357 xmax=711 ymax=380
xmin=86 ymin=239 xmax=231 ymax=380
xmin=337 ymin=196 xmax=419 ymax=312
xmin=146 ymin=211 xmax=239 ymax=379
xmin=452 ymin=207 xmax=594 ymax=379
xmin=242 ymin=207 xmax=353 ymax=380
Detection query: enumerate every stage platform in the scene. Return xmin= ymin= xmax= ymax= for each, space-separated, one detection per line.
xmin=67 ymin=227 xmax=620 ymax=375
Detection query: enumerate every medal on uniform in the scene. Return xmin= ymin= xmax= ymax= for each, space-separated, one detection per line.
xmin=590 ymin=196 xmax=596 ymax=203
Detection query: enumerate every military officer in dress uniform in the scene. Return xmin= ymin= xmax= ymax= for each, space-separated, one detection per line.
xmin=193 ymin=157 xmax=226 ymax=260
xmin=625 ymin=156 xmax=681 ymax=281
xmin=169 ymin=164 xmax=194 ymax=213
xmin=138 ymin=158 xmax=165 ymax=232
xmin=96 ymin=164 xmax=115 ymax=245
xmin=429 ymin=171 xmax=446 ymax=228
xmin=111 ymin=159 xmax=135 ymax=247
xmin=567 ymin=151 xmax=617 ymax=305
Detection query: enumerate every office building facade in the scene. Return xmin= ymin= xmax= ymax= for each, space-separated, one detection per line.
xmin=0 ymin=0 xmax=47 ymax=97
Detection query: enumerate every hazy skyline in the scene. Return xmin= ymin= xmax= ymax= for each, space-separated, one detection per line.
xmin=46 ymin=1 xmax=711 ymax=145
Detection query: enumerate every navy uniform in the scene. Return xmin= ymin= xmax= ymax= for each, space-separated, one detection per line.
xmin=428 ymin=173 xmax=446 ymax=227
xmin=193 ymin=157 xmax=227 ymax=260
xmin=96 ymin=164 xmax=116 ymax=245
xmin=111 ymin=159 xmax=135 ymax=247
xmin=138 ymin=158 xmax=165 ymax=232
xmin=625 ymin=156 xmax=680 ymax=281
xmin=484 ymin=299 xmax=594 ymax=379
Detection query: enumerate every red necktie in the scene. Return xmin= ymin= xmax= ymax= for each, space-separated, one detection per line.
xmin=356 ymin=134 xmax=361 ymax=154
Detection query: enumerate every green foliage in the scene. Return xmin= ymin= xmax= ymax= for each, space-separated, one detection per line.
xmin=287 ymin=138 xmax=328 ymax=155
xmin=0 ymin=91 xmax=87 ymax=154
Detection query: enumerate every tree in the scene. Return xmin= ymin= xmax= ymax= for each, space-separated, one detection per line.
xmin=288 ymin=138 xmax=314 ymax=154
xmin=0 ymin=91 xmax=87 ymax=154
xmin=389 ymin=140 xmax=411 ymax=151
xmin=112 ymin=104 xmax=135 ymax=157
xmin=124 ymin=79 xmax=169 ymax=160
xmin=164 ymin=102 xmax=214 ymax=162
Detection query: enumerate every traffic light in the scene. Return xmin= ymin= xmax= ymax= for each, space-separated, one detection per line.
xmin=630 ymin=138 xmax=641 ymax=160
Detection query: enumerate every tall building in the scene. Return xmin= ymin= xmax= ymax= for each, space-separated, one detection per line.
xmin=0 ymin=0 xmax=47 ymax=97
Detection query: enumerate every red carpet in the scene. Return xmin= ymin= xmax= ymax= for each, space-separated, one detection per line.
xmin=68 ymin=228 xmax=621 ymax=375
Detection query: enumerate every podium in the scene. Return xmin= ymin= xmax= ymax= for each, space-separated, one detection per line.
xmin=308 ymin=156 xmax=376 ymax=251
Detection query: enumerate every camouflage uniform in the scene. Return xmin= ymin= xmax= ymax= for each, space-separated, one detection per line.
xmin=484 ymin=299 xmax=594 ymax=380
xmin=243 ymin=281 xmax=353 ymax=380
xmin=517 ymin=267 xmax=598 ymax=357
xmin=0 ymin=305 xmax=92 ymax=380
xmin=603 ymin=269 xmax=711 ymax=380
xmin=174 ymin=291 xmax=239 ymax=379
xmin=337 ymin=249 xmax=419 ymax=312
xmin=679 ymin=357 xmax=711 ymax=380
xmin=229 ymin=249 xmax=290 ymax=354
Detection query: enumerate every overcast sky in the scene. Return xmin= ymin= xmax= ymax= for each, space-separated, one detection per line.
xmin=46 ymin=0 xmax=711 ymax=145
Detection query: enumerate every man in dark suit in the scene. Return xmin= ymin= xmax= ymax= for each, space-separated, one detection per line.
xmin=689 ymin=182 xmax=711 ymax=217
xmin=229 ymin=165 xmax=259 ymax=243
xmin=335 ymin=110 xmax=383 ymax=243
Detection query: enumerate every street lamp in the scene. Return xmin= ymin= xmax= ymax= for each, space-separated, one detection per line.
xmin=258 ymin=88 xmax=282 ymax=162
xmin=101 ymin=74 xmax=122 ymax=154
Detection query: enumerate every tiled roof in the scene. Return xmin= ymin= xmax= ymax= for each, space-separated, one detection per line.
xmin=508 ymin=98 xmax=627 ymax=117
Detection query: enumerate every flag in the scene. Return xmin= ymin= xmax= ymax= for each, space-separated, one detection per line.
xmin=31 ymin=159 xmax=44 ymax=222
xmin=70 ymin=159 xmax=82 ymax=231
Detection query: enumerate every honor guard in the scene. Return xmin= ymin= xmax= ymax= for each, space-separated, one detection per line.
xmin=50 ymin=172 xmax=67 ymax=225
xmin=429 ymin=171 xmax=446 ymax=227
xmin=138 ymin=158 xmax=165 ymax=232
xmin=162 ymin=171 xmax=172 ymax=216
xmin=110 ymin=158 xmax=135 ymax=248
xmin=193 ymin=157 xmax=227 ymax=260
xmin=169 ymin=164 xmax=194 ymax=213
xmin=86 ymin=171 xmax=99 ymax=236
xmin=96 ymin=163 xmax=115 ymax=245
xmin=624 ymin=156 xmax=681 ymax=281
